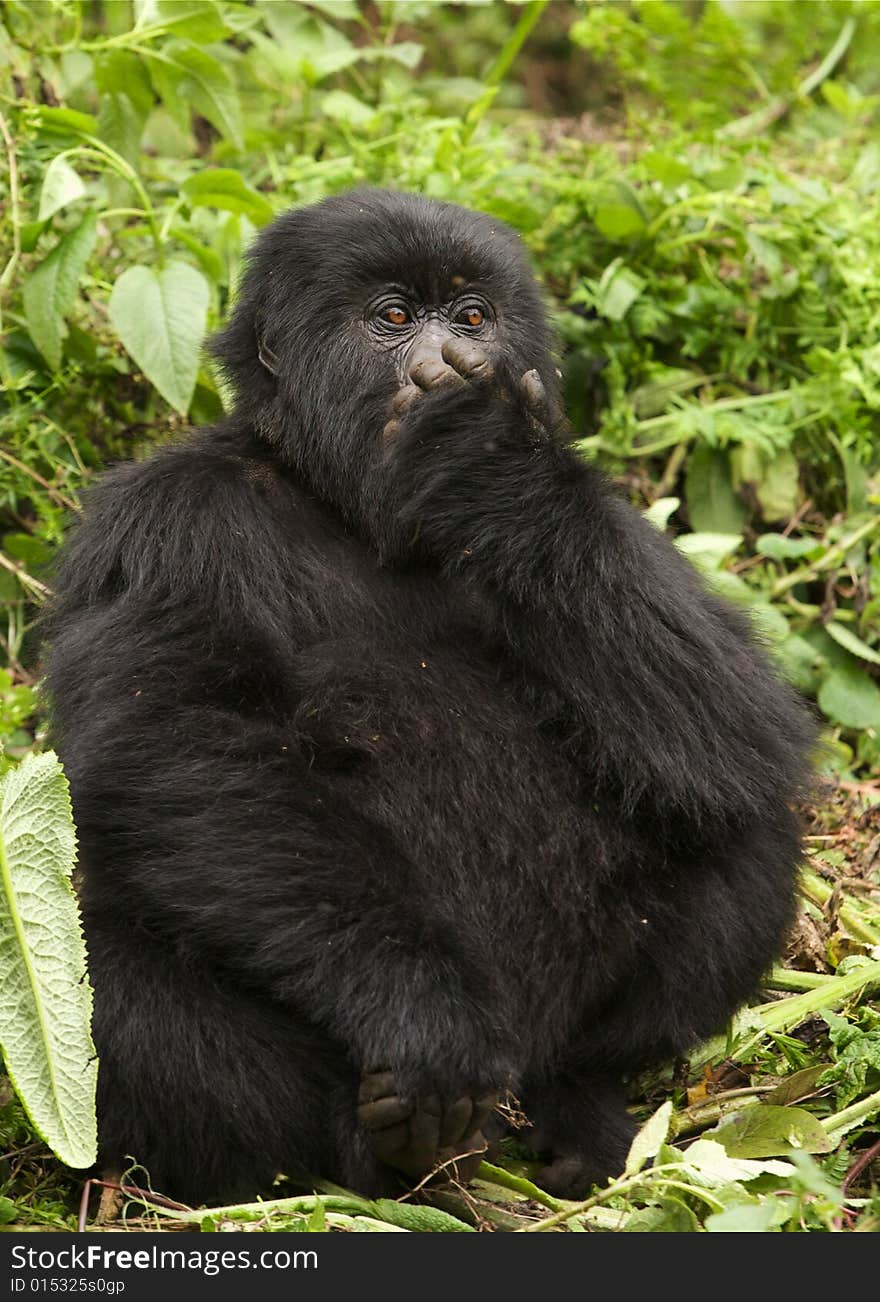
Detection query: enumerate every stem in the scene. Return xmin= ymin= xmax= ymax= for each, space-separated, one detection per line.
xmin=800 ymin=868 xmax=880 ymax=947
xmin=575 ymin=390 xmax=796 ymax=460
xmin=719 ymin=17 xmax=856 ymax=140
xmin=0 ymin=108 xmax=22 ymax=338
xmin=517 ymin=1161 xmax=695 ymax=1233
xmin=463 ymin=0 xmax=548 ymax=139
xmin=765 ymin=967 xmax=834 ymax=993
xmin=770 ymin=516 xmax=880 ymax=598
xmin=58 ymin=141 xmax=163 ymax=259
xmin=476 ymin=1161 xmax=564 ymax=1213
xmin=823 ymin=1087 xmax=880 ymax=1143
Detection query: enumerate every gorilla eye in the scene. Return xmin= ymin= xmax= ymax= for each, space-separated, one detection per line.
xmin=383 ymin=305 xmax=410 ymax=326
xmin=457 ymin=305 xmax=485 ymax=328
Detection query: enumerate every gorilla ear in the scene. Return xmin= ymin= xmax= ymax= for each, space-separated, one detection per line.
xmin=257 ymin=335 xmax=280 ymax=376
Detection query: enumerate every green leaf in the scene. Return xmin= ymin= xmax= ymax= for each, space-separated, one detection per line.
xmin=765 ymin=1065 xmax=829 ymax=1107
xmin=371 ymin=1199 xmax=475 ymax=1232
xmin=711 ymin=1105 xmax=833 ymax=1159
xmin=149 ymin=41 xmax=243 ymax=147
xmin=824 ymin=621 xmax=880 ymax=666
xmin=94 ymin=50 xmax=154 ymax=114
xmin=109 ymin=261 xmax=210 ymax=414
xmin=675 ymin=531 xmax=742 ymax=570
xmin=38 ymin=156 xmax=86 ymax=222
xmin=817 ymin=660 xmax=880 ymax=729
xmin=624 ymin=1099 xmax=672 ymax=1175
xmin=0 ymin=752 xmax=97 ymax=1169
xmin=685 ymin=446 xmax=747 ymax=534
xmin=706 ymin=1198 xmax=789 ymax=1233
xmin=320 ymin=90 xmax=376 ymax=128
xmin=755 ymin=533 xmax=820 ymax=561
xmin=679 ymin=1138 xmax=794 ymax=1185
xmin=152 ymin=0 xmax=229 ymax=42
xmin=773 ymin=634 xmax=825 ymax=694
xmin=181 ymin=169 xmax=273 ymax=225
xmin=23 ymin=212 xmax=98 ymax=371
xmin=643 ymin=496 xmax=680 ymax=531
xmin=34 ymin=106 xmax=98 ymax=138
xmin=596 ymin=260 xmax=645 ymax=321
xmin=362 ymin=42 xmax=424 ymax=69
xmin=594 ymin=204 xmax=646 ymax=241
xmin=623 ymin=1197 xmax=699 ymax=1232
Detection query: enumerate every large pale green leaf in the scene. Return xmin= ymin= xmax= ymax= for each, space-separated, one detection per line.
xmin=23 ymin=212 xmax=98 ymax=371
xmin=624 ymin=1100 xmax=672 ymax=1175
xmin=109 ymin=260 xmax=209 ymax=414
xmin=0 ymin=752 xmax=97 ymax=1169
xmin=711 ymin=1105 xmax=832 ymax=1158
xmin=38 ymin=156 xmax=86 ymax=222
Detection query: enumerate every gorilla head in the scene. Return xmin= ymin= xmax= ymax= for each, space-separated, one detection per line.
xmin=210 ymin=190 xmax=560 ymax=538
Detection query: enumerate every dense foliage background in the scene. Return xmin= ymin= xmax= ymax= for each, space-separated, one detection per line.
xmin=0 ymin=0 xmax=879 ymax=1233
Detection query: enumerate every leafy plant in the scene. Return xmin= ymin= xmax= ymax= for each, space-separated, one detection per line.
xmin=0 ymin=751 xmax=96 ymax=1169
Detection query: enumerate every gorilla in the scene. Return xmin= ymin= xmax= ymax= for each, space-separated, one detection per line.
xmin=44 ymin=189 xmax=813 ymax=1205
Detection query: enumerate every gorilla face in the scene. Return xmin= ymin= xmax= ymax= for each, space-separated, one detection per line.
xmin=210 ymin=190 xmax=559 ymax=536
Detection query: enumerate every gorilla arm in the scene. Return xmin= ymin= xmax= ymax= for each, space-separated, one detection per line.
xmin=383 ymin=356 xmax=812 ymax=827
xmin=381 ymin=357 xmax=813 ymax=1085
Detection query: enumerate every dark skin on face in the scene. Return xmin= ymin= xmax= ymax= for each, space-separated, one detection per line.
xmin=363 ymin=280 xmax=562 ymax=443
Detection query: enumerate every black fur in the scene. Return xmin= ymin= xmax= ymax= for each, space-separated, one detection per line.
xmin=44 ymin=189 xmax=814 ymax=1204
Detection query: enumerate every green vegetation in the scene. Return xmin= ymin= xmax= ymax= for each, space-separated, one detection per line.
xmin=0 ymin=0 xmax=878 ymax=1233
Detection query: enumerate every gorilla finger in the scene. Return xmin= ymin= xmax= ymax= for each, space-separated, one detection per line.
xmin=471 ymin=1091 xmax=500 ymax=1135
xmin=357 ymin=1095 xmax=414 ymax=1132
xmin=438 ymin=1096 xmax=473 ymax=1147
xmin=382 ymin=418 xmax=400 ymax=441
xmin=358 ymin=1070 xmax=398 ymax=1105
xmin=407 ymin=1102 xmax=441 ymax=1165
xmin=392 ymin=384 xmax=422 ymax=414
xmin=522 ymin=368 xmax=564 ymax=432
xmin=367 ymin=1122 xmax=411 ymax=1165
xmin=521 ymin=369 xmax=548 ymax=421
xmin=441 ymin=338 xmax=494 ymax=384
xmin=409 ymin=358 xmax=466 ymax=392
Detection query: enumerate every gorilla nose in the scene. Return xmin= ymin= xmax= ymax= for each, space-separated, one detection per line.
xmin=405 ymin=327 xmax=458 ymax=390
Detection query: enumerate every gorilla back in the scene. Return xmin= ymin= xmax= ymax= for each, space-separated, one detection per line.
xmin=45 ymin=189 xmax=814 ymax=1204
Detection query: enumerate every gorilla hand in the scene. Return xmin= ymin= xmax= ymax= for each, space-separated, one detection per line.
xmin=357 ymin=1069 xmax=498 ymax=1184
xmin=383 ymin=339 xmax=561 ymax=442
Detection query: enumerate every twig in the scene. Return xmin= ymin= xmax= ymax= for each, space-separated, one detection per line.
xmin=843 ymin=1137 xmax=880 ymax=1193
xmin=0 ymin=447 xmax=81 ymax=512
xmin=770 ymin=515 xmax=880 ymax=599
xmin=0 ymin=550 xmax=52 ymax=600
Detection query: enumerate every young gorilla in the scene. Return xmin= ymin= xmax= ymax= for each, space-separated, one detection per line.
xmin=45 ymin=189 xmax=813 ymax=1205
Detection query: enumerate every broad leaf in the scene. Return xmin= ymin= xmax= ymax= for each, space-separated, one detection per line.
xmin=109 ymin=260 xmax=210 ymax=414
xmin=824 ymin=621 xmax=880 ymax=666
xmin=711 ymin=1105 xmax=833 ymax=1158
xmin=181 ymin=169 xmax=273 ymax=225
xmin=685 ymin=446 xmax=747 ymax=534
xmin=624 ymin=1099 xmax=673 ymax=1175
xmin=818 ymin=660 xmax=880 ymax=729
xmin=0 ymin=752 xmax=97 ymax=1169
xmin=149 ymin=41 xmax=243 ymax=147
xmin=38 ymin=156 xmax=86 ymax=222
xmin=23 ymin=212 xmax=98 ymax=371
